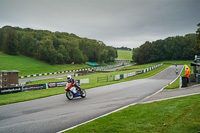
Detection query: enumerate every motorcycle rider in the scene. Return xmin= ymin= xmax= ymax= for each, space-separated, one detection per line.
xmin=67 ymin=75 xmax=83 ymax=93
xmin=175 ymin=68 xmax=178 ymax=75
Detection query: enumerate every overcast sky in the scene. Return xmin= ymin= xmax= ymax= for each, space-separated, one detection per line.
xmin=0 ymin=0 xmax=200 ymax=48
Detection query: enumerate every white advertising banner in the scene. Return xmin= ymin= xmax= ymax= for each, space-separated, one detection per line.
xmin=115 ymin=75 xmax=120 ymax=80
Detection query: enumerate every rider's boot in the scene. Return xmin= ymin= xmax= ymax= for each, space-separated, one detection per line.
xmin=77 ymin=86 xmax=83 ymax=94
xmin=79 ymin=88 xmax=84 ymax=94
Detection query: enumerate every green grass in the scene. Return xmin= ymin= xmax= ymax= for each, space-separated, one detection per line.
xmin=0 ymin=63 xmax=169 ymax=106
xmin=65 ymin=94 xmax=200 ymax=133
xmin=116 ymin=50 xmax=132 ymax=60
xmin=0 ymin=54 xmax=90 ymax=76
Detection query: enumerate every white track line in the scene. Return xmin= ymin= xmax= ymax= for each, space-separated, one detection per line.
xmin=57 ymin=65 xmax=186 ymax=133
xmin=142 ymin=92 xmax=200 ymax=104
xmin=57 ymin=103 xmax=137 ymax=133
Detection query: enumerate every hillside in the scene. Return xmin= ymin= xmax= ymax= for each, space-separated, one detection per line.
xmin=116 ymin=50 xmax=132 ymax=61
xmin=0 ymin=53 xmax=90 ymax=76
xmin=0 ymin=26 xmax=117 ymax=65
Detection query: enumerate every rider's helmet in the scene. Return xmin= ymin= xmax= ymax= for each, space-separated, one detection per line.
xmin=67 ymin=75 xmax=72 ymax=81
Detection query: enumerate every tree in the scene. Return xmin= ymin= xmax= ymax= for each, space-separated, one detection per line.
xmin=107 ymin=46 xmax=117 ymax=61
xmin=41 ymin=39 xmax=57 ymax=64
xmin=19 ymin=33 xmax=37 ymax=57
xmin=57 ymin=44 xmax=70 ymax=64
xmin=70 ymin=47 xmax=85 ymax=64
xmin=3 ymin=29 xmax=18 ymax=55
xmin=99 ymin=49 xmax=108 ymax=62
xmin=194 ymin=23 xmax=200 ymax=51
xmin=137 ymin=41 xmax=151 ymax=64
xmin=132 ymin=48 xmax=140 ymax=63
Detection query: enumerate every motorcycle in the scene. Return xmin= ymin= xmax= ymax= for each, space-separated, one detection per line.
xmin=175 ymin=68 xmax=178 ymax=75
xmin=65 ymin=82 xmax=86 ymax=100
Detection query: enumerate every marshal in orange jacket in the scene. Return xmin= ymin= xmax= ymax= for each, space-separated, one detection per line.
xmin=185 ymin=68 xmax=190 ymax=78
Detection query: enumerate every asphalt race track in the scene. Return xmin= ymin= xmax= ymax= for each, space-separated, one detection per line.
xmin=0 ymin=65 xmax=183 ymax=133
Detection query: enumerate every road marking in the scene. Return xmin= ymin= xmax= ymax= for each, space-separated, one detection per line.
xmin=141 ymin=92 xmax=200 ymax=104
xmin=57 ymin=103 xmax=137 ymax=133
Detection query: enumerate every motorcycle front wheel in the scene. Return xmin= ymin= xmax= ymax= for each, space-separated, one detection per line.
xmin=66 ymin=91 xmax=74 ymax=100
xmin=81 ymin=89 xmax=86 ymax=98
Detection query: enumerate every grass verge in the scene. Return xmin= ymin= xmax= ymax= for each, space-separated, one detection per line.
xmin=65 ymin=94 xmax=200 ymax=133
xmin=0 ymin=54 xmax=91 ymax=76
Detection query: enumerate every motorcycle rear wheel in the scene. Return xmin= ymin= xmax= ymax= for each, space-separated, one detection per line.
xmin=66 ymin=91 xmax=73 ymax=100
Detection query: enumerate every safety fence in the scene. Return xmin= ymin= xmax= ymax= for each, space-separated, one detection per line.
xmin=19 ymin=63 xmax=129 ymax=79
xmin=19 ymin=68 xmax=91 ymax=79
xmin=97 ymin=63 xmax=163 ymax=83
xmin=0 ymin=78 xmax=89 ymax=95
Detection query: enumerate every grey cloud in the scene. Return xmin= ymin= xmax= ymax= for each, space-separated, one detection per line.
xmin=0 ymin=0 xmax=200 ymax=48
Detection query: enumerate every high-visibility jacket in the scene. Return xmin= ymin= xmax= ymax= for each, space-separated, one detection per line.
xmin=185 ymin=69 xmax=190 ymax=78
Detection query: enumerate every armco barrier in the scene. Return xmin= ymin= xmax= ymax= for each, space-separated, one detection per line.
xmin=19 ymin=68 xmax=91 ymax=79
xmin=120 ymin=74 xmax=124 ymax=79
xmin=96 ymin=63 xmax=163 ymax=82
xmin=124 ymin=73 xmax=128 ymax=78
xmin=128 ymin=72 xmax=136 ymax=77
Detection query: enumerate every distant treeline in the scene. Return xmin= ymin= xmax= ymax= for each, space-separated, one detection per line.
xmin=132 ymin=34 xmax=200 ymax=64
xmin=116 ymin=46 xmax=132 ymax=51
xmin=0 ymin=26 xmax=117 ymax=64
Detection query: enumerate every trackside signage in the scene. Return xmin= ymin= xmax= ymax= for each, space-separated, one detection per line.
xmin=0 ymin=86 xmax=22 ymax=94
xmin=56 ymin=82 xmax=68 ymax=87
xmin=0 ymin=78 xmax=90 ymax=95
xmin=23 ymin=84 xmax=46 ymax=92
xmin=48 ymin=81 xmax=68 ymax=88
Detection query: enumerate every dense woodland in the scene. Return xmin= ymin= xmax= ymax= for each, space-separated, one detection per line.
xmin=132 ymin=33 xmax=200 ymax=64
xmin=133 ymin=23 xmax=200 ymax=64
xmin=0 ymin=26 xmax=118 ymax=64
